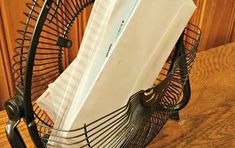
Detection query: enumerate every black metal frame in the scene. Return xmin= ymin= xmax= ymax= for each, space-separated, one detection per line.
xmin=4 ymin=0 xmax=201 ymax=147
xmin=170 ymin=34 xmax=192 ymax=120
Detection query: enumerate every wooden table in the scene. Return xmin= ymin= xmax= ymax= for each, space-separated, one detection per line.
xmin=1 ymin=42 xmax=235 ymax=147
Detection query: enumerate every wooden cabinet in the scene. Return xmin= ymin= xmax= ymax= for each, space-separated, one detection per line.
xmin=0 ymin=0 xmax=234 ymax=109
xmin=192 ymin=0 xmax=235 ymax=50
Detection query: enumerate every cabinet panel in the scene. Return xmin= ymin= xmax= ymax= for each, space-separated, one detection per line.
xmin=231 ymin=23 xmax=235 ymax=42
xmin=0 ymin=0 xmax=31 ymax=65
xmin=192 ymin=0 xmax=235 ymax=50
xmin=0 ymin=5 xmax=14 ymax=110
xmin=0 ymin=42 xmax=11 ymax=110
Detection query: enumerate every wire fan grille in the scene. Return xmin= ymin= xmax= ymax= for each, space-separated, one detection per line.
xmin=12 ymin=0 xmax=201 ymax=147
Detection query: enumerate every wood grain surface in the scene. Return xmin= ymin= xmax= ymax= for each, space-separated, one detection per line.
xmin=0 ymin=43 xmax=235 ymax=147
xmin=149 ymin=42 xmax=235 ymax=148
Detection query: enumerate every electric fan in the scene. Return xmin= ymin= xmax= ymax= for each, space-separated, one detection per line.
xmin=4 ymin=0 xmax=201 ymax=147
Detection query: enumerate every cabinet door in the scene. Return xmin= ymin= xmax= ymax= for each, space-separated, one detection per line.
xmin=0 ymin=4 xmax=15 ymax=110
xmin=0 ymin=40 xmax=12 ymax=110
xmin=0 ymin=0 xmax=31 ymax=110
xmin=192 ymin=0 xmax=235 ymax=50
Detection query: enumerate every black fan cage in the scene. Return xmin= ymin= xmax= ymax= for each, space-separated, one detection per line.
xmin=6 ymin=0 xmax=201 ymax=147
